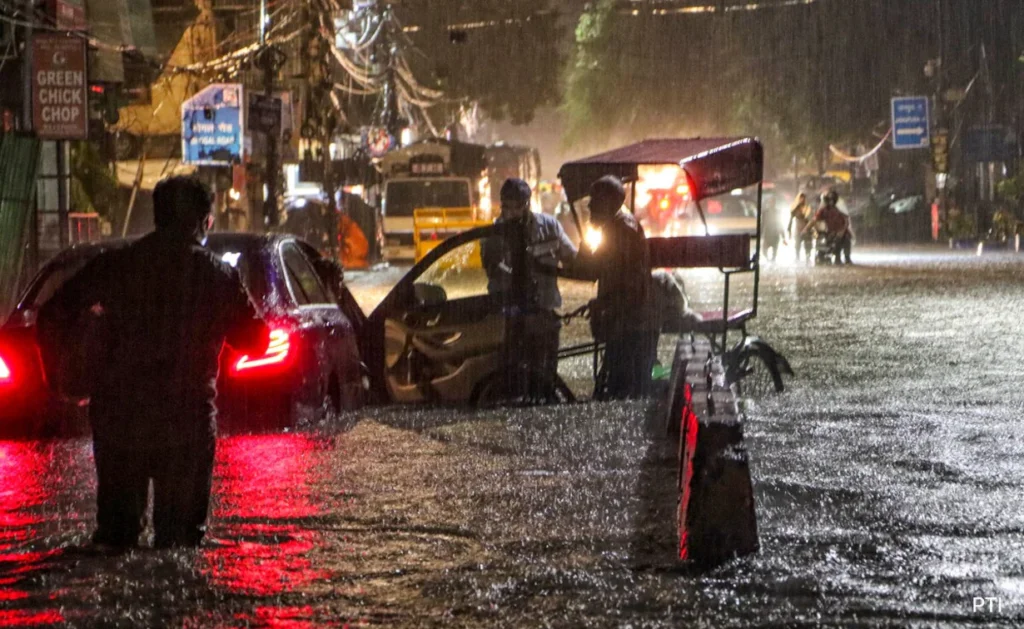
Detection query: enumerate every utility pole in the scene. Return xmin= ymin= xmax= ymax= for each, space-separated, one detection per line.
xmin=933 ymin=0 xmax=949 ymax=231
xmin=377 ymin=2 xmax=400 ymax=139
xmin=302 ymin=0 xmax=338 ymax=261
xmin=258 ymin=0 xmax=280 ymax=230
xmin=21 ymin=0 xmax=37 ymax=273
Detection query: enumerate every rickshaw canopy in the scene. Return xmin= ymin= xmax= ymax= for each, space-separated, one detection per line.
xmin=557 ymin=137 xmax=764 ymax=204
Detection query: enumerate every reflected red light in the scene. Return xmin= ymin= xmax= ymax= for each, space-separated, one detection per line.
xmin=0 ymin=443 xmax=48 ymax=530
xmin=678 ymin=389 xmax=699 ymax=561
xmin=202 ymin=434 xmax=330 ymax=596
xmin=0 ymin=610 xmax=65 ymax=626
xmin=233 ymin=328 xmax=291 ymax=374
xmin=234 ymin=606 xmax=318 ymax=629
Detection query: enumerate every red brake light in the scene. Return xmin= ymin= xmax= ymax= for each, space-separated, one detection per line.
xmin=233 ymin=329 xmax=291 ymax=374
xmin=0 ymin=354 xmax=11 ymax=383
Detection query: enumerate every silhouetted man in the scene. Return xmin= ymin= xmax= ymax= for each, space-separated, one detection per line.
xmin=39 ymin=176 xmax=266 ymax=551
xmin=574 ymin=175 xmax=656 ymax=399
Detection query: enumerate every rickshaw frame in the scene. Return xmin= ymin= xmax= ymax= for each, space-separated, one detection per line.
xmin=556 ymin=137 xmax=784 ymax=389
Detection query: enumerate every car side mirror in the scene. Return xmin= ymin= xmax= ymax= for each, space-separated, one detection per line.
xmin=413 ymin=283 xmax=446 ymax=307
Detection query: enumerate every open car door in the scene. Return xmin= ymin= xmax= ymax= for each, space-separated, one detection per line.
xmin=366 ymin=225 xmax=511 ymax=404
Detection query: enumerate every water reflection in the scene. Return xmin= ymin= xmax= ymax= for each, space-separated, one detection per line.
xmin=201 ymin=434 xmax=331 ymax=597
xmin=0 ymin=442 xmax=68 ymax=627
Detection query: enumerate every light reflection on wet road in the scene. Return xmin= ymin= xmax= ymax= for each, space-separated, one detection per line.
xmin=2 ymin=246 xmax=1024 ymax=627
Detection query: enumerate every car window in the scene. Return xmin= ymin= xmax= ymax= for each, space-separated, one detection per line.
xmin=281 ymin=243 xmax=330 ymax=306
xmin=205 ymin=243 xmax=269 ymax=311
xmin=414 ymin=237 xmax=489 ymax=302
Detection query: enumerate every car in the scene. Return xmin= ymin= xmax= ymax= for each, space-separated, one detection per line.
xmin=668 ymin=195 xmax=758 ymax=237
xmin=0 ymin=233 xmax=368 ymax=438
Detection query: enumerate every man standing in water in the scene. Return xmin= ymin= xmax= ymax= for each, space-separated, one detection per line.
xmin=483 ymin=178 xmax=577 ymax=400
xmin=574 ymin=175 xmax=656 ymax=399
xmin=788 ymin=192 xmax=815 ymax=263
xmin=39 ymin=176 xmax=267 ymax=551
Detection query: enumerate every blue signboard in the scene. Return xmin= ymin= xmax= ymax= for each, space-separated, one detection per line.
xmin=181 ymin=84 xmax=244 ymax=165
xmin=891 ymin=96 xmax=930 ymax=150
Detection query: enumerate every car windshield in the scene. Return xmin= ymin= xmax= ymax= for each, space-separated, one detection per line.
xmin=385 ymin=180 xmax=472 ymax=218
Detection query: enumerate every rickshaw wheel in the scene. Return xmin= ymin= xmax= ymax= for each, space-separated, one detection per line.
xmin=473 ymin=371 xmax=575 ymax=408
xmin=735 ymin=353 xmax=783 ymax=400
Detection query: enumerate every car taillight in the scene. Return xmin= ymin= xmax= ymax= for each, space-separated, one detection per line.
xmin=0 ymin=353 xmax=11 ymax=384
xmin=233 ymin=329 xmax=291 ymax=374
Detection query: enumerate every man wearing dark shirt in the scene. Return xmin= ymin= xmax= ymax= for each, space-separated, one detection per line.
xmin=574 ymin=176 xmax=656 ymax=399
xmin=39 ymin=176 xmax=266 ymax=551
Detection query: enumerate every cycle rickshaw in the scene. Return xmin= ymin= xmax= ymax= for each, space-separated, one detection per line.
xmin=556 ymin=137 xmax=791 ymax=400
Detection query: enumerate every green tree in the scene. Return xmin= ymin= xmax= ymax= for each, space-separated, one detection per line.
xmin=396 ymin=0 xmax=563 ymax=126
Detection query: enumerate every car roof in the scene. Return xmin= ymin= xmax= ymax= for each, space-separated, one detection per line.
xmin=48 ymin=233 xmax=302 ymax=261
xmin=14 ymin=232 xmax=317 ymax=316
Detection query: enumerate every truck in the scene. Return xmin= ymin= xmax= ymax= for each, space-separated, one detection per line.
xmin=378 ymin=139 xmax=490 ymax=261
xmin=485 ymin=143 xmax=542 ymax=211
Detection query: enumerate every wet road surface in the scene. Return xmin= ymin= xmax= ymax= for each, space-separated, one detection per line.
xmin=3 ymin=246 xmax=1024 ymax=627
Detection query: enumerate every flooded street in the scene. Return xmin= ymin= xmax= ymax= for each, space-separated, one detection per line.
xmin=3 ymin=247 xmax=1024 ymax=627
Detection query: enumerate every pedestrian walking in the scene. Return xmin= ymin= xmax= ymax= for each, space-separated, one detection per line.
xmin=788 ymin=192 xmax=815 ymax=262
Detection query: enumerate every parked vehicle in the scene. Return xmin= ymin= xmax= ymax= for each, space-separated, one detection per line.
xmin=378 ymin=140 xmax=488 ymax=260
xmin=0 ymin=233 xmax=368 ymax=438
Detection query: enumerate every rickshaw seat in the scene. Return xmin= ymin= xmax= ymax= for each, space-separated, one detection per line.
xmin=691 ymin=308 xmax=754 ymax=334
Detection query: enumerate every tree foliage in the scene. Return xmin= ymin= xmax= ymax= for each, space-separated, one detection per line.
xmin=562 ymin=0 xmax=1022 ymax=174
xmin=395 ymin=0 xmax=563 ymax=126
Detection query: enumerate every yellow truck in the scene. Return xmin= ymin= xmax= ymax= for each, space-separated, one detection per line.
xmin=412 ymin=207 xmax=492 ymax=265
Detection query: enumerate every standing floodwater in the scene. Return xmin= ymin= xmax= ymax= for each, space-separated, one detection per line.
xmin=2 ymin=247 xmax=1024 ymax=627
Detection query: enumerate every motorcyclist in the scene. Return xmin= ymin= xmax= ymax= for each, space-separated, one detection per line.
xmin=38 ymin=176 xmax=267 ymax=551
xmin=803 ymin=189 xmax=853 ymax=264
xmin=572 ymin=175 xmax=657 ymax=399
xmin=481 ymin=178 xmax=577 ymax=400
xmin=787 ymin=192 xmax=815 ymax=262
